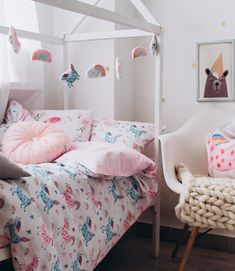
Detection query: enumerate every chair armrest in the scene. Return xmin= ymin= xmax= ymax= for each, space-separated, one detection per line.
xmin=158 ymin=133 xmax=187 ymax=195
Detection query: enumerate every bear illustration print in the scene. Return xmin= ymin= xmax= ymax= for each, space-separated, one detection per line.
xmin=204 ymin=68 xmax=228 ymax=98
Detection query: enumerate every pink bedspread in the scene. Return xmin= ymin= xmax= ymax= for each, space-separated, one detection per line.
xmin=0 ymin=160 xmax=157 ymax=270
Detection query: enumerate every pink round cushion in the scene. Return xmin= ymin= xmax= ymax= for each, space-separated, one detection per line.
xmin=2 ymin=121 xmax=71 ymax=164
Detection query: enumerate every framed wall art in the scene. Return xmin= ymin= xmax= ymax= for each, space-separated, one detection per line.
xmin=197 ymin=40 xmax=234 ymax=102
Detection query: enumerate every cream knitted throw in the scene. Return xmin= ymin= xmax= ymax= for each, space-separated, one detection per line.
xmin=175 ymin=163 xmax=235 ymax=231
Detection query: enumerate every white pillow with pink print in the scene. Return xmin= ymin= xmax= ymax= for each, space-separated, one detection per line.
xmin=31 ymin=109 xmax=94 ymax=144
xmin=205 ymin=129 xmax=235 ymax=178
xmin=89 ymin=119 xmax=155 ymax=153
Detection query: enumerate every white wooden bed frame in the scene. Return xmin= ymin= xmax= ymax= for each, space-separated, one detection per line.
xmin=0 ymin=0 xmax=163 ymax=264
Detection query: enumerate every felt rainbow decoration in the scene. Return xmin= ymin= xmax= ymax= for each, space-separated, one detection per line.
xmin=32 ymin=49 xmax=52 ymax=63
xmin=131 ymin=47 xmax=147 ymax=59
xmin=87 ymin=64 xmax=107 ymax=78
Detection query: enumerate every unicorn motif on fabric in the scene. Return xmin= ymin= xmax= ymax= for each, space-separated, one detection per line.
xmin=11 ymin=186 xmax=33 ymax=211
xmin=71 ymin=252 xmax=85 ymax=271
xmin=36 ymin=184 xmax=59 ymax=213
xmin=31 ymin=165 xmax=51 ymax=181
xmin=38 ymin=224 xmax=53 ymax=249
xmin=128 ymin=124 xmax=145 ymax=138
xmin=78 ymin=216 xmax=95 ymax=246
xmin=51 ymin=256 xmax=61 ymax=271
xmin=57 ymin=163 xmax=77 ymax=180
xmin=59 ymin=218 xmax=75 ymax=248
xmin=108 ymin=180 xmax=124 ymax=204
xmin=104 ymin=132 xmax=121 ymax=144
xmin=4 ymin=217 xmax=30 ymax=244
xmin=126 ymin=178 xmax=144 ymax=206
xmin=87 ymin=185 xmax=102 ymax=210
xmin=62 ymin=183 xmax=80 ymax=210
xmin=101 ymin=217 xmax=117 ymax=244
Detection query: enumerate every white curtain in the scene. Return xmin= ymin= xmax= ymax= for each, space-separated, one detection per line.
xmin=0 ymin=1 xmax=10 ymax=123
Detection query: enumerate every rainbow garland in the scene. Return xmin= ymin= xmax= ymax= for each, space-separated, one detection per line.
xmin=32 ymin=49 xmax=52 ymax=63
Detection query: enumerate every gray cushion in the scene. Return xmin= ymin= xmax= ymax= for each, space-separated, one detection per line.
xmin=0 ymin=153 xmax=30 ymax=179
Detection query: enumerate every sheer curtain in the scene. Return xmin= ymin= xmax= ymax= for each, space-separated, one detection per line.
xmin=0 ymin=1 xmax=10 ymax=123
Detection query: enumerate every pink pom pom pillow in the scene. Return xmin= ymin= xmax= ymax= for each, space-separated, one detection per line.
xmin=2 ymin=121 xmax=71 ymax=164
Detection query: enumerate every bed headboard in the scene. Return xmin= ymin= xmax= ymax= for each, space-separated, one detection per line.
xmin=9 ymin=88 xmax=44 ymax=111
xmin=0 ymin=88 xmax=9 ymax=123
xmin=0 ymin=87 xmax=44 ymax=123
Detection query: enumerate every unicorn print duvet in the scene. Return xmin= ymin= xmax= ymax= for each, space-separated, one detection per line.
xmin=0 ymin=143 xmax=158 ymax=271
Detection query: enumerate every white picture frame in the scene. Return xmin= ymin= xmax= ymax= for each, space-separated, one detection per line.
xmin=197 ymin=40 xmax=234 ymax=102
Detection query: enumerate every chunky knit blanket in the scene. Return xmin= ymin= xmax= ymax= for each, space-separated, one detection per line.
xmin=175 ymin=163 xmax=235 ymax=231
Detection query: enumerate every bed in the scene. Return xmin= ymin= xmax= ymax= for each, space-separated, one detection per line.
xmin=0 ymin=94 xmax=159 ymax=271
xmin=0 ymin=1 xmax=162 ymax=269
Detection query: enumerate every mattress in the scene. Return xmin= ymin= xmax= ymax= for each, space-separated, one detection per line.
xmin=0 ymin=160 xmax=157 ymax=270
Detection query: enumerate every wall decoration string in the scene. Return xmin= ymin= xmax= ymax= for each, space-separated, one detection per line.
xmin=0 ymin=14 xmax=160 ymax=87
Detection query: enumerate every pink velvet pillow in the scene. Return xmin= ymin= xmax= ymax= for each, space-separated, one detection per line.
xmin=56 ymin=142 xmax=156 ymax=177
xmin=2 ymin=121 xmax=71 ymax=164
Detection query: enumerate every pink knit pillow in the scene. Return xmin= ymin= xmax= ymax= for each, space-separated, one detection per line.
xmin=2 ymin=121 xmax=71 ymax=164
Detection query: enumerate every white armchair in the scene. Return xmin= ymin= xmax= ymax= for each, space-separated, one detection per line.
xmin=158 ymin=109 xmax=235 ymax=271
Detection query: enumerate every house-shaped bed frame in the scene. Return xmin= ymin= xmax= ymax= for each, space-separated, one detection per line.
xmin=0 ymin=0 xmax=163 ymax=263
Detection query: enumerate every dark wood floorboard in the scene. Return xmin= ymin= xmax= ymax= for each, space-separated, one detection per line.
xmin=95 ymin=238 xmax=235 ymax=271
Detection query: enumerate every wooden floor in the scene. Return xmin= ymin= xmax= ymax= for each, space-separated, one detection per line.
xmin=95 ymin=238 xmax=235 ymax=271
xmin=2 ymin=238 xmax=235 ymax=270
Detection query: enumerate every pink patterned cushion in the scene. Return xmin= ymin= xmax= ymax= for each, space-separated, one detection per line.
xmin=89 ymin=120 xmax=155 ymax=152
xmin=31 ymin=110 xmax=94 ymax=144
xmin=2 ymin=121 xmax=71 ymax=164
xmin=205 ymin=129 xmax=235 ymax=177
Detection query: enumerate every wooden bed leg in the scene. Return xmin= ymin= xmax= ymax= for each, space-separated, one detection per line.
xmin=152 ymin=197 xmax=160 ymax=258
xmin=171 ymin=224 xmax=189 ymax=258
xmin=178 ymin=226 xmax=199 ymax=271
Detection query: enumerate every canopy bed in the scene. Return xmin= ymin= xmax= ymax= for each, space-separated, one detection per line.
xmin=0 ymin=1 xmax=163 ymax=270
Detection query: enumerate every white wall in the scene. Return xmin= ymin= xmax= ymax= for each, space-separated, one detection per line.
xmin=114 ymin=0 xmax=135 ymax=121
xmin=50 ymin=0 xmax=156 ymax=122
xmin=51 ymin=0 xmax=115 ymax=118
xmin=142 ymin=0 xmax=235 ymax=233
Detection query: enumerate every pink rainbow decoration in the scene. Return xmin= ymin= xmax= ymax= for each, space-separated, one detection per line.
xmin=131 ymin=47 xmax=147 ymax=59
xmin=87 ymin=64 xmax=106 ymax=78
xmin=32 ymin=49 xmax=52 ymax=63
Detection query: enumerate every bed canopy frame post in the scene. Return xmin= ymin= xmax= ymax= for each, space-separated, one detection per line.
xmin=63 ymin=41 xmax=69 ymax=109
xmin=153 ymin=29 xmax=164 ymax=258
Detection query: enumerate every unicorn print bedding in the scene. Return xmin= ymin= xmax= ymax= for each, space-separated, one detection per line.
xmin=0 ymin=151 xmax=157 ymax=271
